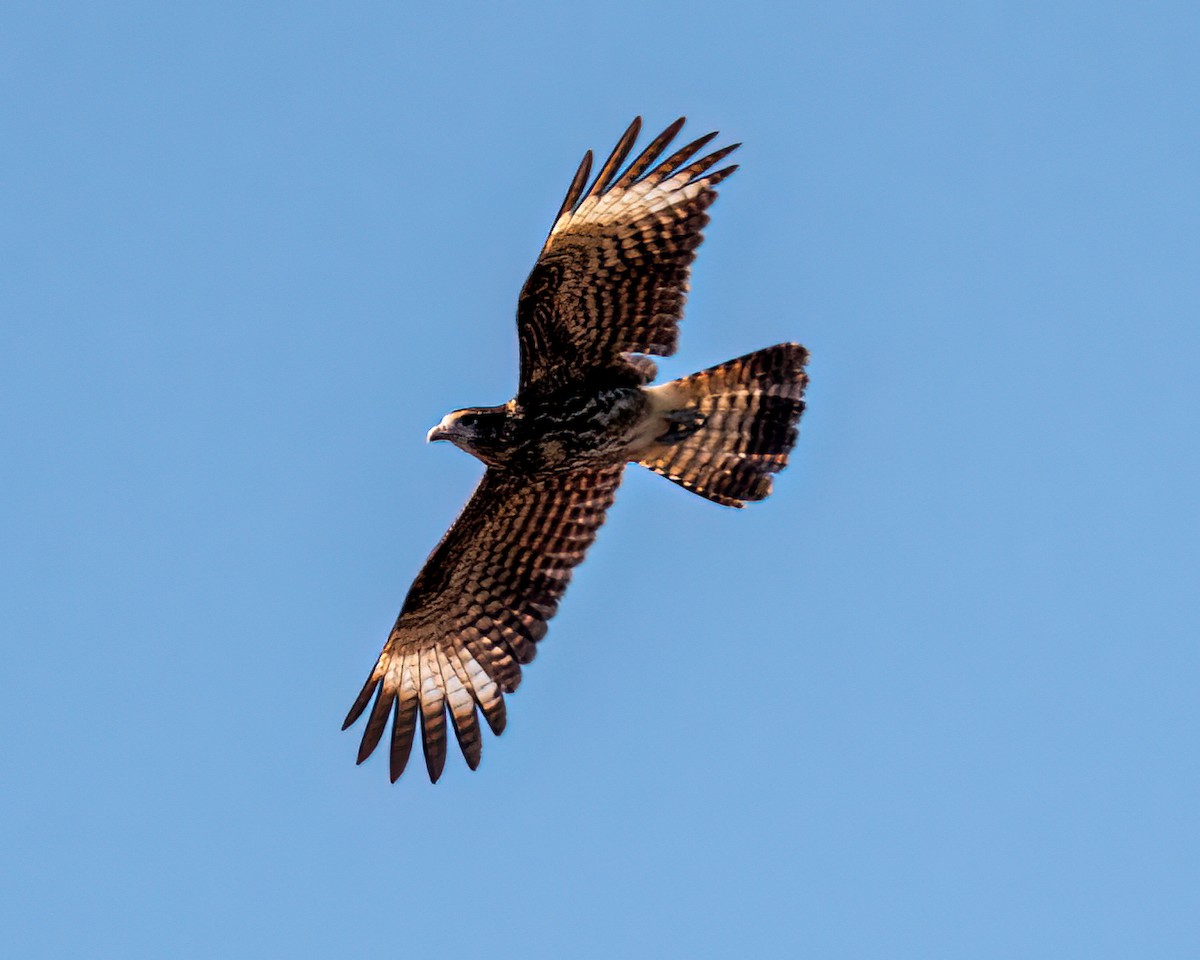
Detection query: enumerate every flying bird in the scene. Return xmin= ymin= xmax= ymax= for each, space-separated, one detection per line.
xmin=344 ymin=117 xmax=809 ymax=782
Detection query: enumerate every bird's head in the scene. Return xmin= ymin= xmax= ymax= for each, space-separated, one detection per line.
xmin=426 ymin=405 xmax=508 ymax=463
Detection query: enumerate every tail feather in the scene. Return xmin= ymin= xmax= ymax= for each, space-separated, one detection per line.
xmin=636 ymin=343 xmax=808 ymax=507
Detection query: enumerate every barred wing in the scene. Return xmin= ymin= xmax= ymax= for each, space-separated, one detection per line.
xmin=343 ymin=465 xmax=624 ymax=782
xmin=517 ymin=117 xmax=739 ymax=395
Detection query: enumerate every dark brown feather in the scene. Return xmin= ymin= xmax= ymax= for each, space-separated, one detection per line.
xmin=585 ymin=116 xmax=641 ymax=200
xmin=516 ymin=119 xmax=740 ymax=395
xmin=637 ymin=343 xmax=809 ymax=507
xmin=676 ymin=143 xmax=741 ymax=183
xmin=344 ymin=465 xmax=624 ymax=781
xmin=388 ymin=692 xmax=418 ymax=782
xmin=552 ymin=151 xmax=593 ymax=229
xmin=649 ymin=130 xmax=719 ymax=182
xmin=614 ymin=117 xmax=685 ymax=189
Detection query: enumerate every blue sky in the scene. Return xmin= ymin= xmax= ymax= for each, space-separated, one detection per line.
xmin=3 ymin=1 xmax=1198 ymax=957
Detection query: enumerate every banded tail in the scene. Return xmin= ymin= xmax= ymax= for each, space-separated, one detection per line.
xmin=636 ymin=343 xmax=809 ymax=507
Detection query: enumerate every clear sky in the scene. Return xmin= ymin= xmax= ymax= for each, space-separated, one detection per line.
xmin=3 ymin=2 xmax=1198 ymax=957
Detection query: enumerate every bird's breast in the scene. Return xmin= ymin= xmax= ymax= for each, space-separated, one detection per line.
xmin=505 ymin=386 xmax=648 ymax=472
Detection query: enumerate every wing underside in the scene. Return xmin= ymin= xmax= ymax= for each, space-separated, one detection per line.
xmin=344 ymin=465 xmax=624 ymax=782
xmin=517 ymin=117 xmax=740 ymax=394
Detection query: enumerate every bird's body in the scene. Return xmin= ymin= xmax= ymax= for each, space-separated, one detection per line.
xmin=430 ymin=374 xmax=650 ymax=474
xmin=344 ymin=117 xmax=810 ymax=782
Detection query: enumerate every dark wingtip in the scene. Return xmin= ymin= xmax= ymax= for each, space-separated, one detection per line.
xmin=354 ymin=684 xmax=393 ymax=764
xmin=420 ymin=706 xmax=448 ymax=784
xmin=552 ymin=149 xmax=595 ymax=225
xmin=585 ymin=118 xmax=644 ymax=201
xmin=706 ymin=164 xmax=739 ymax=188
xmin=651 ymin=130 xmax=719 ymax=181
xmin=680 ymin=143 xmax=742 ymax=184
xmin=388 ymin=702 xmax=417 ymax=782
xmin=664 ymin=117 xmax=687 ymax=141
xmin=481 ymin=696 xmax=507 ymax=736
xmin=342 ymin=676 xmax=379 ymax=730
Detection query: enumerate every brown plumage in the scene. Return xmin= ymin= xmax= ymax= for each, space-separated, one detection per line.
xmin=344 ymin=117 xmax=809 ymax=782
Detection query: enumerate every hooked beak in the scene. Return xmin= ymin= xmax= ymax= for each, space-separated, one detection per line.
xmin=426 ymin=414 xmax=458 ymax=444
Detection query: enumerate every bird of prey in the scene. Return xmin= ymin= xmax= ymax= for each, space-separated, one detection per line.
xmin=344 ymin=117 xmax=809 ymax=783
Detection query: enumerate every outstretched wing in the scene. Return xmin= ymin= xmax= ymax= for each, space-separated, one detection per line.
xmin=517 ymin=117 xmax=740 ymax=395
xmin=343 ymin=465 xmax=624 ymax=782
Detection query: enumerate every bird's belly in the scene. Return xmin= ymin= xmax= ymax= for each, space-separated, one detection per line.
xmin=512 ymin=387 xmax=647 ymax=472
